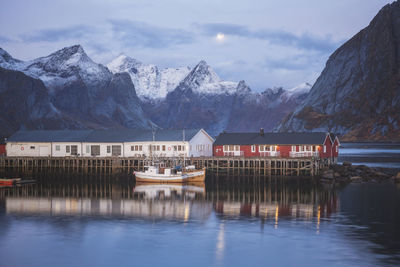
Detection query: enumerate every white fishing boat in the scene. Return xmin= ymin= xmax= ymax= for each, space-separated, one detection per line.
xmin=134 ymin=165 xmax=205 ymax=183
xmin=133 ymin=128 xmax=206 ymax=183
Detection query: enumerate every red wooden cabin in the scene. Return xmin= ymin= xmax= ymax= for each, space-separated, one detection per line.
xmin=0 ymin=144 xmax=5 ymax=156
xmin=213 ymin=129 xmax=339 ymax=163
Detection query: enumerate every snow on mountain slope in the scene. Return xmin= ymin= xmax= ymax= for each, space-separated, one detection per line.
xmin=177 ymin=60 xmax=238 ymax=95
xmin=22 ymin=45 xmax=112 ymax=90
xmin=107 ymin=55 xmax=190 ymax=100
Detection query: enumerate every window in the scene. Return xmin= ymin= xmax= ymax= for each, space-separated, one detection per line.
xmin=178 ymin=145 xmax=182 ymax=151
xmin=223 ymin=145 xmax=228 ymax=151
xmin=182 ymin=145 xmax=185 ymax=151
xmin=162 ymin=145 xmax=166 ymax=151
xmin=56 ymin=145 xmax=60 ymax=151
xmin=251 ymin=145 xmax=255 ymax=152
xmin=112 ymin=145 xmax=121 ymax=156
xmin=306 ymin=146 xmax=311 ymax=152
xmin=30 ymin=146 xmax=35 ymax=150
xmin=91 ymin=145 xmax=100 ymax=156
xmin=131 ymin=146 xmax=134 ymax=151
xmin=259 ymin=145 xmax=264 ymax=152
xmin=174 ymin=146 xmax=177 ymax=151
xmin=71 ymin=145 xmax=78 ymax=156
xmin=86 ymin=145 xmax=90 ymax=153
xmin=336 ymin=146 xmax=338 ymax=153
xmin=66 ymin=146 xmax=70 ymax=153
xmin=107 ymin=146 xmax=111 ymax=153
xmin=291 ymin=146 xmax=296 ymax=152
xmin=139 ymin=145 xmax=142 ymax=151
xmin=323 ymin=145 xmax=326 ymax=153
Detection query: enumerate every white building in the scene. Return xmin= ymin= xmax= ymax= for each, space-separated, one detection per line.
xmin=5 ymin=129 xmax=214 ymax=158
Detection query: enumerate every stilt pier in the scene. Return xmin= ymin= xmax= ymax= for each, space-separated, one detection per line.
xmin=0 ymin=156 xmax=329 ymax=176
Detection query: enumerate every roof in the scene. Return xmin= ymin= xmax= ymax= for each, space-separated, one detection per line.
xmin=214 ymin=132 xmax=330 ymax=145
xmin=6 ymin=129 xmax=202 ymax=143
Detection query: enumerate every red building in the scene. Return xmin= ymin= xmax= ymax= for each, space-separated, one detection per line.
xmin=0 ymin=144 xmax=5 ymax=156
xmin=213 ymin=130 xmax=339 ymax=163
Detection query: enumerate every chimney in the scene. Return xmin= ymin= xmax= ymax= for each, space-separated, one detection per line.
xmin=260 ymin=128 xmax=264 ymax=136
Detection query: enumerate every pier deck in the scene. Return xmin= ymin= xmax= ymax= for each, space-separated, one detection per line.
xmin=0 ymin=156 xmax=330 ymax=176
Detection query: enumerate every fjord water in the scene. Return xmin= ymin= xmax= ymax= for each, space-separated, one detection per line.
xmin=338 ymin=142 xmax=400 ymax=169
xmin=1 ymin=143 xmax=400 ymax=267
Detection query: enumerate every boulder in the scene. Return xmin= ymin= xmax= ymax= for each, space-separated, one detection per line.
xmin=322 ymin=170 xmax=334 ymax=179
xmin=343 ymin=161 xmax=352 ymax=167
xmin=350 ymin=176 xmax=362 ymax=182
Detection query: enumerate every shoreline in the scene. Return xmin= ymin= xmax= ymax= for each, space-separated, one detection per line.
xmin=320 ymin=162 xmax=400 ymax=183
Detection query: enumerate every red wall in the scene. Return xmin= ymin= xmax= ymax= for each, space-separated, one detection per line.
xmin=213 ymin=136 xmax=339 ymax=159
xmin=0 ymin=144 xmax=5 ymax=156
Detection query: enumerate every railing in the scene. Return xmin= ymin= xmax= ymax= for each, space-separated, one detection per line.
xmin=259 ymin=151 xmax=280 ymax=157
xmin=223 ymin=151 xmax=244 ymax=157
xmin=289 ymin=152 xmax=319 ymax=158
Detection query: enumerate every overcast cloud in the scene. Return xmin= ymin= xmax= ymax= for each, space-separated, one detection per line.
xmin=0 ymin=0 xmax=393 ymax=91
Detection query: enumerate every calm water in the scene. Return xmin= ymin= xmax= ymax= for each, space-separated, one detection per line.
xmin=0 ymin=143 xmax=400 ymax=267
xmin=339 ymin=143 xmax=400 ymax=169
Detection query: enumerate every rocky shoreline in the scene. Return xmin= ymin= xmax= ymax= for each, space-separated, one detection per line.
xmin=320 ymin=162 xmax=400 ymax=183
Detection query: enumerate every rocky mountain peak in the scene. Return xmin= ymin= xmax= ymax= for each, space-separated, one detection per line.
xmin=107 ymin=54 xmax=143 ymax=74
xmin=182 ymin=60 xmax=221 ymax=88
xmin=236 ymin=80 xmax=251 ymax=95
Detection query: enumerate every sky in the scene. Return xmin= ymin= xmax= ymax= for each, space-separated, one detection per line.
xmin=0 ymin=0 xmax=394 ymax=91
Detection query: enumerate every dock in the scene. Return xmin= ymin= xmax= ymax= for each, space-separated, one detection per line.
xmin=0 ymin=156 xmax=328 ymax=176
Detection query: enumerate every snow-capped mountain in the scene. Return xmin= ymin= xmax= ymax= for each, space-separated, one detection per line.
xmin=177 ymin=60 xmax=238 ymax=95
xmin=107 ymin=55 xmax=190 ymax=101
xmin=1 ymin=45 xmax=112 ymax=91
xmin=0 ymin=44 xmax=311 ymax=138
xmin=0 ymin=45 xmax=153 ymax=133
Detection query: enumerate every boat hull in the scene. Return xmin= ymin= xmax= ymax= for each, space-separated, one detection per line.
xmin=134 ymin=169 xmax=205 ymax=183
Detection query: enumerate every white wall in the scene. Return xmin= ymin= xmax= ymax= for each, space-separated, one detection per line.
xmin=52 ymin=143 xmax=82 ymax=157
xmin=188 ymin=129 xmax=214 ymax=157
xmin=124 ymin=141 xmax=189 ymax=158
xmin=6 ymin=142 xmax=51 ymax=157
xmin=81 ymin=143 xmax=125 ymax=157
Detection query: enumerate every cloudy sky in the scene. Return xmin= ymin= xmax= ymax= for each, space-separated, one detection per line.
xmin=0 ymin=0 xmax=393 ymax=91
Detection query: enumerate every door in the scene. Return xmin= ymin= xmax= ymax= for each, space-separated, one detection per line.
xmin=39 ymin=146 xmax=49 ymax=156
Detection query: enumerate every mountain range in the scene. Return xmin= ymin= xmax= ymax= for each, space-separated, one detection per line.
xmin=1 ymin=1 xmax=399 ymax=141
xmin=0 ymin=45 xmax=309 ymax=139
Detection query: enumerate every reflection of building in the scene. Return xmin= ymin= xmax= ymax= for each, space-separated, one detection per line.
xmin=213 ymin=201 xmax=339 ymax=221
xmin=6 ymin=196 xmax=212 ymax=221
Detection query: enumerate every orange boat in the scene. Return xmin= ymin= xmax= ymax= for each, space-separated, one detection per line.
xmin=0 ymin=178 xmax=21 ymax=186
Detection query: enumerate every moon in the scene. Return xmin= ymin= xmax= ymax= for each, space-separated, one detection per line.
xmin=216 ymin=33 xmax=225 ymax=42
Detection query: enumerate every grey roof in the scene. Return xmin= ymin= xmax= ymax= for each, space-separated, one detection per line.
xmin=6 ymin=129 xmax=202 ymax=143
xmin=214 ymin=132 xmax=330 ymax=145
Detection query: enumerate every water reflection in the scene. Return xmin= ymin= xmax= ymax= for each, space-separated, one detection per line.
xmin=0 ymin=173 xmax=340 ymax=224
xmin=0 ymin=171 xmax=399 ymax=266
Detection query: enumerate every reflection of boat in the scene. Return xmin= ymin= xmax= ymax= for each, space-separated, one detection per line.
xmin=134 ymin=165 xmax=206 ymax=183
xmin=134 ymin=183 xmax=205 ymax=199
xmin=0 ymin=178 xmax=21 ymax=186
